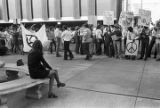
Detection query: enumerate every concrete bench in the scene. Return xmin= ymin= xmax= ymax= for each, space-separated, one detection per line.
xmin=0 ymin=64 xmax=49 ymax=108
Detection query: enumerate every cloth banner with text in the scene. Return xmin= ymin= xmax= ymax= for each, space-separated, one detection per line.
xmin=138 ymin=9 xmax=151 ymax=27
xmin=103 ymin=11 xmax=114 ymax=25
xmin=21 ymin=25 xmax=48 ymax=52
xmin=119 ymin=12 xmax=134 ymax=28
xmin=125 ymin=39 xmax=139 ymax=56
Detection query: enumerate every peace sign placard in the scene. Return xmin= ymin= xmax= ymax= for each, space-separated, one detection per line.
xmin=125 ymin=40 xmax=139 ymax=56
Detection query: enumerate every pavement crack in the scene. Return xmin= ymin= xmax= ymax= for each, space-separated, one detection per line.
xmin=134 ymin=61 xmax=147 ymax=108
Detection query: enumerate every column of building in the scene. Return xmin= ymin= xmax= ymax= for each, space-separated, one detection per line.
xmin=88 ymin=0 xmax=97 ymax=26
xmin=2 ymin=0 xmax=9 ymax=21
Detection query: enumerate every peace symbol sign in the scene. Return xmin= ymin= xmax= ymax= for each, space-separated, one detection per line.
xmin=26 ymin=34 xmax=38 ymax=47
xmin=126 ymin=42 xmax=137 ymax=54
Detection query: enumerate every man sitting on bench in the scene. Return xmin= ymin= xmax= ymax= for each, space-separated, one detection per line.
xmin=28 ymin=40 xmax=65 ymax=98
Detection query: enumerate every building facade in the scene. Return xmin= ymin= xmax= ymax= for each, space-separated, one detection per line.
xmin=0 ymin=0 xmax=122 ymax=23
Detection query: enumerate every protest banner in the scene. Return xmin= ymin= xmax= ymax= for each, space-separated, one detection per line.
xmin=119 ymin=12 xmax=134 ymax=27
xmin=125 ymin=39 xmax=139 ymax=56
xmin=103 ymin=11 xmax=114 ymax=25
xmin=21 ymin=25 xmax=48 ymax=52
xmin=138 ymin=9 xmax=151 ymax=27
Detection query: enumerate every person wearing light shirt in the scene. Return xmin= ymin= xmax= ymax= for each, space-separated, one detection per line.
xmin=82 ymin=24 xmax=92 ymax=60
xmin=61 ymin=25 xmax=74 ymax=60
xmin=54 ymin=25 xmax=62 ymax=57
xmin=95 ymin=25 xmax=103 ymax=55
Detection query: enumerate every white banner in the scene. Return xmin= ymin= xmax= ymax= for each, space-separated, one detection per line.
xmin=103 ymin=11 xmax=114 ymax=25
xmin=21 ymin=25 xmax=48 ymax=52
xmin=119 ymin=12 xmax=134 ymax=27
xmin=138 ymin=9 xmax=151 ymax=27
xmin=125 ymin=40 xmax=139 ymax=56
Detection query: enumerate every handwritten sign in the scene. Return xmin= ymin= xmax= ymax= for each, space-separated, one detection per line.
xmin=119 ymin=12 xmax=134 ymax=27
xmin=138 ymin=9 xmax=151 ymax=27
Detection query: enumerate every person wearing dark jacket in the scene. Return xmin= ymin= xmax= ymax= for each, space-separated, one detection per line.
xmin=138 ymin=27 xmax=150 ymax=60
xmin=104 ymin=26 xmax=114 ymax=57
xmin=28 ymin=40 xmax=65 ymax=98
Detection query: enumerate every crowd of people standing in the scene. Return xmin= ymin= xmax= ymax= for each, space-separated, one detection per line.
xmin=1 ymin=21 xmax=160 ymax=61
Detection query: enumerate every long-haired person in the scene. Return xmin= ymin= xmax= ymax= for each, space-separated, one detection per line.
xmin=28 ymin=40 xmax=65 ymax=98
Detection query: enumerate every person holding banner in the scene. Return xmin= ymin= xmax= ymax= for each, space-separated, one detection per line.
xmin=125 ymin=27 xmax=137 ymax=60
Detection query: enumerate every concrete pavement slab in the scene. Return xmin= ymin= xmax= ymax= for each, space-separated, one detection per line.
xmin=67 ymin=59 xmax=144 ymax=96
xmin=135 ymin=98 xmax=160 ymax=108
xmin=98 ymin=58 xmax=145 ymax=72
xmin=138 ymin=61 xmax=160 ymax=99
xmin=25 ymin=87 xmax=136 ymax=108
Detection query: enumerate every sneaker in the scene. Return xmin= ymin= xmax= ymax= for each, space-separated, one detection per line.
xmin=57 ymin=83 xmax=66 ymax=88
xmin=56 ymin=54 xmax=62 ymax=57
xmin=70 ymin=56 xmax=74 ymax=60
xmin=48 ymin=93 xmax=58 ymax=98
xmin=156 ymin=58 xmax=160 ymax=61
xmin=138 ymin=57 xmax=143 ymax=60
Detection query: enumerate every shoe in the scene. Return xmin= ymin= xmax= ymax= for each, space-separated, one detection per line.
xmin=70 ymin=56 xmax=74 ymax=60
xmin=64 ymin=58 xmax=68 ymax=60
xmin=56 ymin=54 xmax=62 ymax=57
xmin=156 ymin=58 xmax=160 ymax=61
xmin=144 ymin=58 xmax=147 ymax=61
xmin=48 ymin=93 xmax=58 ymax=98
xmin=138 ymin=57 xmax=143 ymax=60
xmin=57 ymin=83 xmax=65 ymax=88
xmin=85 ymin=57 xmax=90 ymax=60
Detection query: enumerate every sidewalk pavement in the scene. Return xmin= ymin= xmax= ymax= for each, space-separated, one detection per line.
xmin=1 ymin=53 xmax=160 ymax=108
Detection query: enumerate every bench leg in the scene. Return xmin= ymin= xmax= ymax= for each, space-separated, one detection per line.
xmin=0 ymin=95 xmax=8 ymax=108
xmin=25 ymin=84 xmax=43 ymax=99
